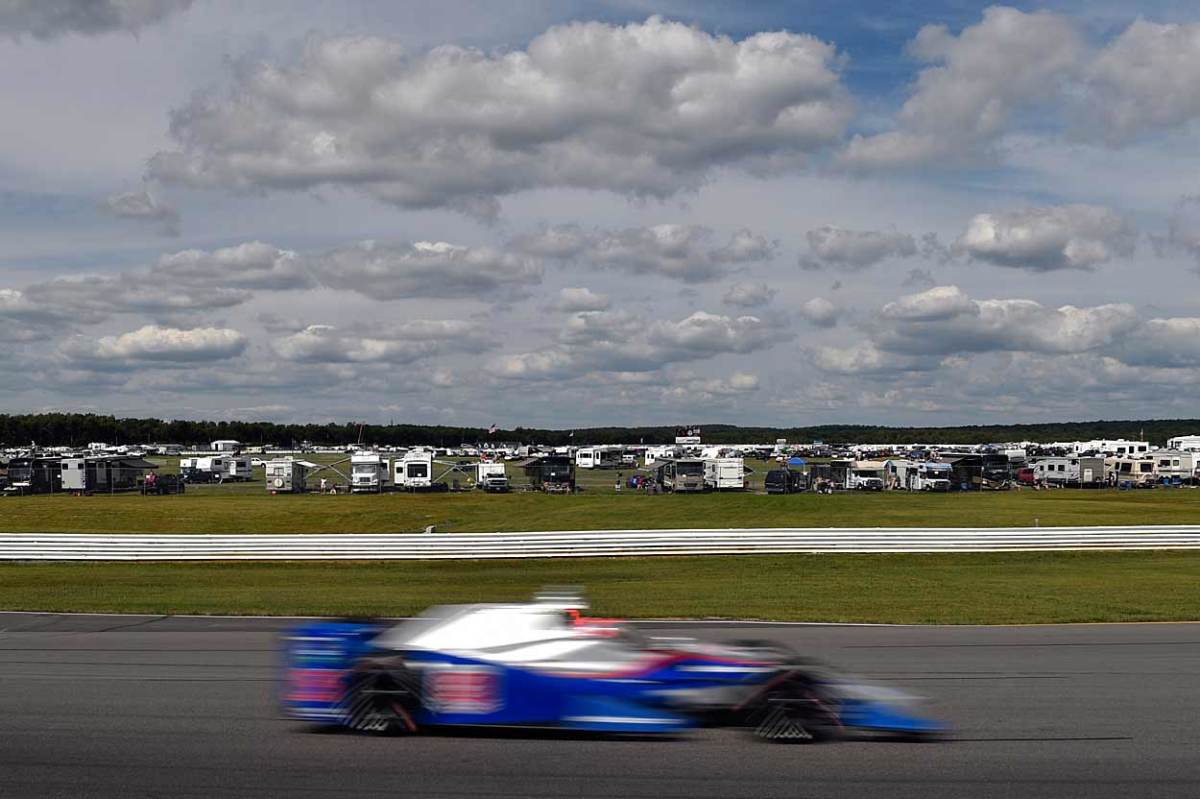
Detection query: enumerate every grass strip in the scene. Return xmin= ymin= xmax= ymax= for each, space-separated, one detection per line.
xmin=3 ymin=550 xmax=1199 ymax=624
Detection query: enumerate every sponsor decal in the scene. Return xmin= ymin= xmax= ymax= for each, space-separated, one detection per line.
xmin=424 ymin=666 xmax=503 ymax=714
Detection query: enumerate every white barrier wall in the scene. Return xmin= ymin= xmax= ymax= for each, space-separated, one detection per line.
xmin=2 ymin=526 xmax=1200 ymax=560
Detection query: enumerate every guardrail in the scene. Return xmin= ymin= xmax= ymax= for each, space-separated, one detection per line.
xmin=2 ymin=526 xmax=1200 ymax=560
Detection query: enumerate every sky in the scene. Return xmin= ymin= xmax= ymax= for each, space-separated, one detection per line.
xmin=2 ymin=0 xmax=1200 ymax=428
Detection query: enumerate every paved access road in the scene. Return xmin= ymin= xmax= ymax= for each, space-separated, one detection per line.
xmin=1 ymin=613 xmax=1199 ymax=798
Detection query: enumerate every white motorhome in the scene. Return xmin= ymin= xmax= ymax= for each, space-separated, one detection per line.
xmin=850 ymin=460 xmax=887 ymax=491
xmin=265 ymin=458 xmax=315 ymax=493
xmin=703 ymin=457 xmax=746 ymax=491
xmin=475 ymin=461 xmax=509 ymax=492
xmin=911 ymin=462 xmax=953 ymax=491
xmin=395 ymin=451 xmax=434 ymax=489
xmin=1108 ymin=456 xmax=1157 ymax=486
xmin=350 ymin=452 xmax=389 ymax=493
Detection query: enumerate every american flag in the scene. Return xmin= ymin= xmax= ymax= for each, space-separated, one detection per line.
xmin=488 ymin=423 xmax=497 ymax=435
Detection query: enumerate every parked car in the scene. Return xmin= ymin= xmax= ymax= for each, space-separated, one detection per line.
xmin=144 ymin=473 xmax=186 ymax=495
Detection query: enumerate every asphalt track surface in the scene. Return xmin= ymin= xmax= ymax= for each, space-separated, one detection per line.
xmin=2 ymin=614 xmax=1199 ymax=798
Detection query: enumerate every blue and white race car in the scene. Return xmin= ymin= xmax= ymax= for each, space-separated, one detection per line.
xmin=283 ymin=593 xmax=944 ymax=742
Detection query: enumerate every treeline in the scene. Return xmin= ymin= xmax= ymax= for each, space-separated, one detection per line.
xmin=1 ymin=413 xmax=1197 ymax=448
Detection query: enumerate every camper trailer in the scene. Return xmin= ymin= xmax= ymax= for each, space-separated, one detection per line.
xmin=1032 ymin=456 xmax=1105 ymax=487
xmin=60 ymin=455 xmax=155 ymax=494
xmin=704 ymin=457 xmax=746 ymax=491
xmin=179 ymin=455 xmax=252 ymax=483
xmin=350 ymin=452 xmax=389 ymax=493
xmin=265 ymin=458 xmax=314 ymax=493
xmin=575 ymin=447 xmax=624 ymax=469
xmin=520 ymin=455 xmax=575 ymax=493
xmin=1109 ymin=456 xmax=1158 ymax=487
xmin=656 ymin=458 xmax=707 ymax=493
xmin=475 ymin=461 xmax=510 ymax=492
xmin=395 ymin=451 xmax=435 ymax=490
xmin=1149 ymin=450 xmax=1199 ymax=483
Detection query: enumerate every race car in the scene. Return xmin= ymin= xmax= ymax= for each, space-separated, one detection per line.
xmin=282 ymin=592 xmax=945 ymax=742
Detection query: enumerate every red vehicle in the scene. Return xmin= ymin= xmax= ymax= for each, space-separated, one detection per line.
xmin=1017 ymin=468 xmax=1036 ymax=486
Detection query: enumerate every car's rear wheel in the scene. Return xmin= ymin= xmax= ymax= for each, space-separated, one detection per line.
xmin=341 ymin=665 xmax=421 ymax=735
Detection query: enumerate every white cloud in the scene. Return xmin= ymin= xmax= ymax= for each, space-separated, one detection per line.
xmin=493 ymin=309 xmax=781 ymax=380
xmin=556 ymin=287 xmax=610 ymax=312
xmin=799 ymin=226 xmax=916 ymax=270
xmin=957 ymin=205 xmax=1135 ymax=271
xmin=1083 ymin=20 xmax=1200 ymax=145
xmin=272 ymin=320 xmax=490 ymax=364
xmin=798 ymin=296 xmax=839 ymax=327
xmin=0 ymin=0 xmax=192 ymax=39
xmin=100 ymin=190 xmax=180 ymax=236
xmin=60 ymin=324 xmax=246 ymax=363
xmin=148 ymin=17 xmax=853 ymax=216
xmin=838 ymin=6 xmax=1083 ymax=169
xmin=155 ymin=242 xmax=309 ymax=291
xmin=307 ymin=240 xmax=542 ymax=299
xmin=513 ymin=223 xmax=775 ymax=282
xmin=722 ymin=281 xmax=774 ymax=308
xmin=881 ymin=285 xmax=974 ymax=321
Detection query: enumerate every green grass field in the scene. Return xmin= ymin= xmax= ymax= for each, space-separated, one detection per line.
xmin=2 ymin=551 xmax=1198 ymax=623
xmin=2 ymin=486 xmax=1199 ymax=533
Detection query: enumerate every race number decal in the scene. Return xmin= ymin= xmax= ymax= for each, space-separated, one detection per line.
xmin=424 ymin=666 xmax=503 ymax=714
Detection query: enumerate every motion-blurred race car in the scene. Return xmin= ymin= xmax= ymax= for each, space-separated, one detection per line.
xmin=283 ymin=592 xmax=944 ymax=742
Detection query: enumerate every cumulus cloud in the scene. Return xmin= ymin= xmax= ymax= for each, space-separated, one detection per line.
xmin=1083 ymin=20 xmax=1200 ymax=145
xmin=0 ymin=0 xmax=192 ymax=39
xmin=272 ymin=320 xmax=491 ymax=364
xmin=23 ymin=274 xmax=246 ymax=319
xmin=493 ymin=309 xmax=781 ymax=380
xmin=1114 ymin=318 xmax=1200 ymax=368
xmin=799 ymin=226 xmax=916 ymax=270
xmin=957 ymin=205 xmax=1135 ymax=271
xmin=60 ymin=324 xmax=246 ymax=363
xmin=308 ymin=240 xmax=542 ymax=300
xmin=513 ymin=224 xmax=775 ymax=282
xmin=838 ymin=6 xmax=1083 ymax=169
xmin=148 ymin=17 xmax=853 ymax=216
xmin=799 ymin=297 xmax=840 ymax=327
xmin=156 ymin=242 xmax=310 ymax=290
xmin=100 ymin=189 xmax=180 ymax=236
xmin=722 ymin=281 xmax=774 ymax=308
xmin=556 ymin=287 xmax=610 ymax=312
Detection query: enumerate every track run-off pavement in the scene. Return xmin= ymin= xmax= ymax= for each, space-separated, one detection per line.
xmin=1 ymin=612 xmax=1199 ymax=798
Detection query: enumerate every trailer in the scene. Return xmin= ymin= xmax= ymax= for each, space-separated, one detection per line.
xmin=575 ymin=446 xmax=624 ymax=469
xmin=350 ymin=452 xmax=389 ymax=493
xmin=4 ymin=457 xmax=63 ymax=494
xmin=179 ymin=455 xmax=253 ymax=483
xmin=704 ymin=457 xmax=746 ymax=491
xmin=395 ymin=451 xmax=435 ymax=490
xmin=1032 ymin=456 xmax=1106 ymax=487
xmin=519 ymin=455 xmax=575 ymax=493
xmin=265 ymin=458 xmax=316 ymax=493
xmin=60 ymin=455 xmax=156 ymax=494
xmin=849 ymin=460 xmax=886 ymax=491
xmin=653 ymin=458 xmax=707 ymax=493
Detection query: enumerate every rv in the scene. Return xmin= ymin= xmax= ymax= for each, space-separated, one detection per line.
xmin=575 ymin=447 xmax=624 ymax=469
xmin=179 ymin=455 xmax=252 ymax=483
xmin=911 ymin=462 xmax=953 ymax=491
xmin=350 ymin=452 xmax=389 ymax=493
xmin=849 ymin=460 xmax=886 ymax=491
xmin=704 ymin=457 xmax=746 ymax=491
xmin=475 ymin=461 xmax=510 ymax=492
xmin=60 ymin=455 xmax=156 ymax=494
xmin=265 ymin=458 xmax=314 ymax=493
xmin=395 ymin=451 xmax=435 ymax=490
xmin=764 ymin=468 xmax=806 ymax=494
xmin=1109 ymin=456 xmax=1159 ymax=487
xmin=1149 ymin=450 xmax=1199 ymax=483
xmin=1032 ymin=456 xmax=1106 ymax=487
xmin=520 ymin=455 xmax=575 ymax=493
xmin=656 ymin=458 xmax=707 ymax=493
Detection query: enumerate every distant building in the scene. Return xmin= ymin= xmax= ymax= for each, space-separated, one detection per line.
xmin=211 ymin=440 xmax=241 ymax=452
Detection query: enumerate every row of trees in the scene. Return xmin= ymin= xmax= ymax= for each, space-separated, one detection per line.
xmin=1 ymin=413 xmax=1196 ymax=449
